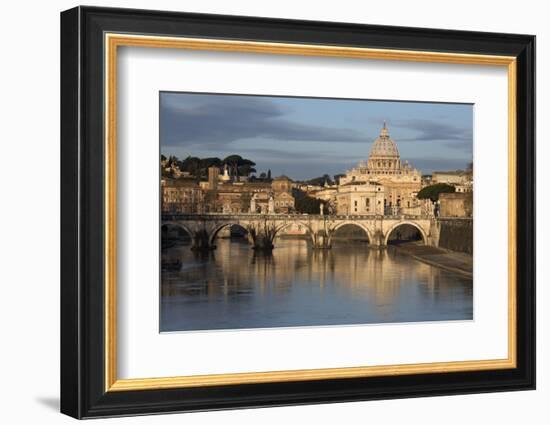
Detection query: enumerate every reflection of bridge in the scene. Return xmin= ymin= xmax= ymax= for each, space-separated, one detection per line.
xmin=162 ymin=213 xmax=435 ymax=250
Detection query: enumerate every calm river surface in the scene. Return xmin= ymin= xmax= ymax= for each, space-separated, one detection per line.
xmin=160 ymin=238 xmax=473 ymax=332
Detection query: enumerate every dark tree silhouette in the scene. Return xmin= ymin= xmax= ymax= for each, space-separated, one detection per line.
xmin=293 ymin=189 xmax=327 ymax=214
xmin=223 ymin=155 xmax=257 ymax=177
xmin=417 ymin=183 xmax=456 ymax=202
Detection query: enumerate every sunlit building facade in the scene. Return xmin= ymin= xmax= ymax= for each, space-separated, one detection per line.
xmin=335 ymin=182 xmax=385 ymax=215
xmin=338 ymin=123 xmax=423 ymax=215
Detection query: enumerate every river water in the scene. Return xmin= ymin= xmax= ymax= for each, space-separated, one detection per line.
xmin=160 ymin=238 xmax=473 ymax=332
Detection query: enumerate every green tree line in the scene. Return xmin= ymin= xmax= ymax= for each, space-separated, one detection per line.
xmin=162 ymin=154 xmax=262 ymax=179
xmin=416 ymin=183 xmax=456 ymax=202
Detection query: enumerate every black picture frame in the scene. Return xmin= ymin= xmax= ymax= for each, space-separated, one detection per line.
xmin=61 ymin=5 xmax=535 ymax=419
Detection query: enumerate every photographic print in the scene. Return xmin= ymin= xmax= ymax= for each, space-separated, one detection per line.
xmin=160 ymin=92 xmax=474 ymax=332
xmin=61 ymin=9 xmax=535 ymax=417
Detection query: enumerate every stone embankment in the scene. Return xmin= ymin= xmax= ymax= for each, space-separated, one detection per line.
xmin=393 ymin=243 xmax=473 ymax=278
xmin=437 ymin=218 xmax=473 ymax=254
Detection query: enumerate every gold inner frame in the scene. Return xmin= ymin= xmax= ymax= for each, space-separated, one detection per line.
xmin=104 ymin=33 xmax=517 ymax=392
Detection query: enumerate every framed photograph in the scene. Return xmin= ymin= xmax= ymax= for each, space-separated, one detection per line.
xmin=60 ymin=6 xmax=535 ymax=419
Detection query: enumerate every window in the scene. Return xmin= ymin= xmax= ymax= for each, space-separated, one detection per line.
xmin=354 ymin=200 xmax=358 ymax=206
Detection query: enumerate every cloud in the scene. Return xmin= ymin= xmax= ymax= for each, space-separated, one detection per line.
xmin=408 ymin=157 xmax=472 ymax=173
xmin=392 ymin=119 xmax=472 ymax=145
xmin=160 ymin=93 xmax=473 ymax=178
xmin=160 ymin=94 xmax=364 ymax=147
xmin=357 ymin=114 xmax=472 ymax=152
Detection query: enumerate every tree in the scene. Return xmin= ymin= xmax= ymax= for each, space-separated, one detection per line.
xmin=223 ymin=155 xmax=243 ymax=177
xmin=161 ymin=154 xmax=259 ymax=179
xmin=304 ymin=174 xmax=333 ymax=187
xmin=199 ymin=157 xmax=223 ymax=173
xmin=417 ymin=183 xmax=456 ymax=202
xmin=293 ymin=189 xmax=327 ymax=214
xmin=223 ymin=155 xmax=257 ymax=178
xmin=160 ymin=154 xmax=169 ymax=177
xmin=237 ymin=160 xmax=256 ymax=177
xmin=167 ymin=155 xmax=178 ymax=167
xmin=179 ymin=156 xmax=201 ymax=176
xmin=333 ymin=174 xmax=345 ymax=185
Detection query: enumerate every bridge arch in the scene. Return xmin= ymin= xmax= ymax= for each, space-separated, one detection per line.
xmin=384 ymin=221 xmax=427 ymax=246
xmin=274 ymin=221 xmax=316 ymax=245
xmin=208 ymin=222 xmax=249 ymax=245
xmin=328 ymin=222 xmax=373 ymax=246
xmin=161 ymin=222 xmax=193 ymax=240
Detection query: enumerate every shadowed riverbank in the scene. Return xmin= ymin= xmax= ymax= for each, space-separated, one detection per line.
xmin=392 ymin=242 xmax=473 ymax=278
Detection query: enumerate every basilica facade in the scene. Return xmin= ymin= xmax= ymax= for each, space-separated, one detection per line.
xmin=329 ymin=123 xmax=424 ymax=215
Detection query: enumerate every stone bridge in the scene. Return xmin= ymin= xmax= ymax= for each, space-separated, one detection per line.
xmin=162 ymin=213 xmax=436 ymax=250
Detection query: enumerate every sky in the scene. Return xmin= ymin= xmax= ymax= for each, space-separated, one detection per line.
xmin=160 ymin=91 xmax=473 ymax=180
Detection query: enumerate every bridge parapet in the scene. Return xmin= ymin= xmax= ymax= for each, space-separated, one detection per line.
xmin=162 ymin=213 xmax=436 ymax=250
xmin=162 ymin=213 xmax=433 ymax=221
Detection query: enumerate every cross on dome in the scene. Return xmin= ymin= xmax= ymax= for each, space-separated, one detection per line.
xmin=380 ymin=121 xmax=389 ymax=137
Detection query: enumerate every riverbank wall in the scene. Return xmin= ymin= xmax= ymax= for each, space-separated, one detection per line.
xmin=394 ymin=243 xmax=473 ymax=278
xmin=435 ymin=218 xmax=473 ymax=255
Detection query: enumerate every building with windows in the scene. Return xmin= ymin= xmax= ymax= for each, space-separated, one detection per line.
xmin=432 ymin=169 xmax=473 ymax=193
xmin=432 ymin=170 xmax=471 ymax=185
xmin=160 ymin=123 xmax=438 ymax=217
xmin=161 ymin=167 xmax=295 ymax=215
xmin=211 ymin=175 xmax=295 ymax=214
xmin=335 ymin=181 xmax=385 ymax=215
xmin=272 ymin=175 xmax=295 ymax=213
xmin=337 ymin=123 xmax=423 ymax=215
xmin=161 ymin=178 xmax=205 ymax=214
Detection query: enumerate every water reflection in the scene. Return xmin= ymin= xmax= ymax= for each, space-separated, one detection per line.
xmin=161 ymin=239 xmax=473 ymax=332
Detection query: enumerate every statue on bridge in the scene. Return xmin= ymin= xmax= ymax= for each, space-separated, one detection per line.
xmin=250 ymin=195 xmax=256 ymax=213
